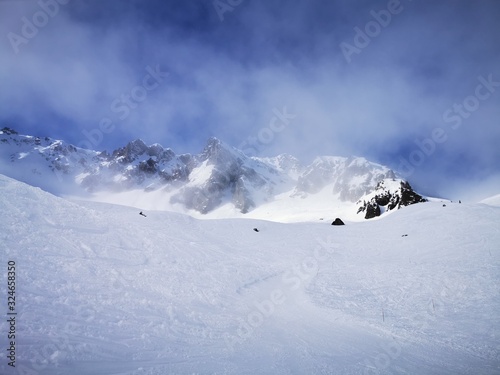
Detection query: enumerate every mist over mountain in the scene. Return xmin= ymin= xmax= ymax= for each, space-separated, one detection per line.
xmin=0 ymin=127 xmax=428 ymax=221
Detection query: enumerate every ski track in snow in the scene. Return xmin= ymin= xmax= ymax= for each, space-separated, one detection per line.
xmin=0 ymin=175 xmax=499 ymax=374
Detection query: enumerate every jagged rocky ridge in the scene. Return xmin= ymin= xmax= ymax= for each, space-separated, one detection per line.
xmin=356 ymin=179 xmax=428 ymax=219
xmin=0 ymin=127 xmax=427 ymax=218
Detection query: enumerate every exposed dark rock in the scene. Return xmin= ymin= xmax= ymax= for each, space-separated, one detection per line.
xmin=331 ymin=218 xmax=345 ymax=226
xmin=138 ymin=158 xmax=158 ymax=174
xmin=1 ymin=127 xmax=18 ymax=135
xmin=399 ymin=181 xmax=426 ymax=206
xmin=159 ymin=167 xmax=189 ymax=184
xmin=111 ymin=139 xmax=148 ymax=163
xmin=357 ymin=180 xmax=427 ymax=219
xmin=364 ymin=201 xmax=381 ymax=219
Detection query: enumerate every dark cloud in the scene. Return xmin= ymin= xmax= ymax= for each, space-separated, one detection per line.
xmin=0 ymin=0 xmax=499 ymax=200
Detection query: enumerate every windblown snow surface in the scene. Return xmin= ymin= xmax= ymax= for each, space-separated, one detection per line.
xmin=0 ymin=174 xmax=499 ymax=375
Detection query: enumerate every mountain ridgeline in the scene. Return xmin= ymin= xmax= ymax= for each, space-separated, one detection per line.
xmin=0 ymin=127 xmax=427 ymax=220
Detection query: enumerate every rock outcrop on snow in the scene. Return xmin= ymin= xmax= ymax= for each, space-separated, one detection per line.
xmin=356 ymin=179 xmax=427 ymax=219
xmin=331 ymin=218 xmax=345 ymax=226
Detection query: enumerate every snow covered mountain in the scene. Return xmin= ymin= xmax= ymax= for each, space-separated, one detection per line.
xmin=0 ymin=174 xmax=499 ymax=374
xmin=0 ymin=127 xmax=427 ymax=221
xmin=356 ymin=179 xmax=427 ymax=219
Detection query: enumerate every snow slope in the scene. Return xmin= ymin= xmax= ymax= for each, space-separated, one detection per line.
xmin=0 ymin=174 xmax=499 ymax=374
xmin=481 ymin=194 xmax=500 ymax=207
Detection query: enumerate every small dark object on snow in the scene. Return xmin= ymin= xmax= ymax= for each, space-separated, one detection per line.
xmin=459 ymin=200 xmax=461 ymax=204
xmin=442 ymin=204 xmax=446 ymax=207
xmin=402 ymin=234 xmax=408 ymax=237
xmin=331 ymin=218 xmax=345 ymax=226
xmin=139 ymin=211 xmax=147 ymax=217
xmin=253 ymin=228 xmax=259 ymax=232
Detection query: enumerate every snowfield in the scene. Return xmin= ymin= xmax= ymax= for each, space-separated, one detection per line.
xmin=481 ymin=194 xmax=500 ymax=208
xmin=0 ymin=174 xmax=499 ymax=374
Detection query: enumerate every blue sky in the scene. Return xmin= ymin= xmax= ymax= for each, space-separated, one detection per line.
xmin=1 ymin=0 xmax=499 ymax=200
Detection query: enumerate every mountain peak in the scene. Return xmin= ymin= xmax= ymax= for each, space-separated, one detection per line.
xmin=0 ymin=126 xmax=18 ymax=135
xmin=201 ymin=136 xmax=221 ymax=156
xmin=202 ymin=136 xmax=232 ymax=153
xmin=127 ymin=138 xmax=148 ymax=152
xmin=200 ymin=136 xmax=244 ymax=164
xmin=206 ymin=136 xmax=221 ymax=146
xmin=111 ymin=139 xmax=149 ymax=163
